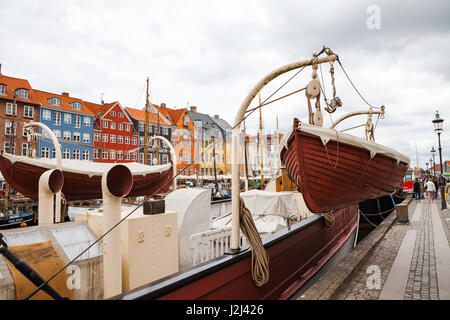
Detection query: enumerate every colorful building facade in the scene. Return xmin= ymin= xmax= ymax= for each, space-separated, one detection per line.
xmin=35 ymin=90 xmax=94 ymax=160
xmin=85 ymin=101 xmax=139 ymax=163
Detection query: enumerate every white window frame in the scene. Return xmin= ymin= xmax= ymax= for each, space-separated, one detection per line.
xmin=64 ymin=113 xmax=72 ymax=124
xmin=110 ymin=135 xmax=116 ymax=143
xmin=23 ymin=105 xmax=34 ymax=118
xmin=118 ymin=135 xmax=123 ymax=144
xmin=6 ymin=102 xmax=17 ymax=116
xmin=42 ymin=109 xmax=51 ymax=121
xmin=63 ymin=148 xmax=70 ymax=159
xmin=94 ymin=132 xmax=100 ymax=142
xmin=73 ymin=131 xmax=80 ymax=142
xmin=74 ymin=115 xmax=81 ymax=128
xmin=73 ymin=149 xmax=80 ymax=160
xmin=83 ymin=116 xmax=90 ymax=127
xmin=102 ymin=150 xmax=108 ymax=159
xmin=54 ymin=112 xmax=61 ymax=126
xmin=82 ymin=150 xmax=89 ymax=160
xmin=83 ymin=133 xmax=90 ymax=143
xmin=22 ymin=143 xmax=28 ymax=156
xmin=41 ymin=147 xmax=50 ymax=158
xmin=0 ymin=84 xmax=6 ymax=95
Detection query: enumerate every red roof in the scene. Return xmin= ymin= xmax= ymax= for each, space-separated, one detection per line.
xmin=34 ymin=89 xmax=94 ymax=115
xmin=0 ymin=75 xmax=41 ymax=105
xmin=125 ymin=106 xmax=172 ymax=126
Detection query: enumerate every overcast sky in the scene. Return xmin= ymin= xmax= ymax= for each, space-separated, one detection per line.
xmin=1 ymin=0 xmax=449 ymax=170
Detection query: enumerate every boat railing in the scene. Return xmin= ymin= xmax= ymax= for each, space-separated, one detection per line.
xmin=189 ymin=227 xmax=248 ymax=266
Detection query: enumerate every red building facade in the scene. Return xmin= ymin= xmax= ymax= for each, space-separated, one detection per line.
xmin=85 ymin=101 xmax=139 ymax=163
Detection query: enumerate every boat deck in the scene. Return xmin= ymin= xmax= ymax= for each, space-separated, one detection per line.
xmin=298 ymin=196 xmax=450 ymax=300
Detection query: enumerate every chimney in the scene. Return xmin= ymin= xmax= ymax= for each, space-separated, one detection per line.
xmin=190 ymin=106 xmax=197 ymax=112
xmin=160 ymin=103 xmax=166 ymax=108
xmin=62 ymin=92 xmax=69 ymax=97
xmin=214 ymin=114 xmax=219 ymax=119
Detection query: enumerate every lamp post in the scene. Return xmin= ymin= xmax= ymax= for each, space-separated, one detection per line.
xmin=432 ymin=110 xmax=446 ymax=210
xmin=431 ymin=146 xmax=436 ymax=177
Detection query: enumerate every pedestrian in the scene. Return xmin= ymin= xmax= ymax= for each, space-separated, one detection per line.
xmin=425 ymin=179 xmax=436 ymax=202
xmin=413 ymin=177 xmax=421 ymax=200
xmin=445 ymin=178 xmax=450 ymax=205
xmin=433 ymin=177 xmax=439 ymax=199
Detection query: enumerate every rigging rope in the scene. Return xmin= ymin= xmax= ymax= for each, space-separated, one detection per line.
xmin=239 ymin=197 xmax=270 ymax=287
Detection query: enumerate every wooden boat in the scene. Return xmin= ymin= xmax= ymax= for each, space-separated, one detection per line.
xmin=113 ymin=202 xmax=359 ymax=300
xmin=280 ymin=118 xmax=410 ymax=213
xmin=0 ymin=152 xmax=173 ymax=201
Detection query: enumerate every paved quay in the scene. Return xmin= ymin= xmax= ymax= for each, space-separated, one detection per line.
xmin=298 ymin=196 xmax=450 ymax=300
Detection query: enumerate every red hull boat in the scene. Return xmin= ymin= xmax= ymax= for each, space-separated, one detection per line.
xmin=114 ymin=203 xmax=359 ymax=300
xmin=0 ymin=152 xmax=173 ymax=201
xmin=280 ymin=118 xmax=410 ymax=213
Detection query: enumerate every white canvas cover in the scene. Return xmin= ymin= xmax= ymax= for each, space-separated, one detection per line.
xmin=212 ymin=190 xmax=301 ymax=236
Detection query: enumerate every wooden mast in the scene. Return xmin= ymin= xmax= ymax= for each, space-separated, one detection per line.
xmin=144 ymin=78 xmax=149 ymax=165
xmin=276 ymin=115 xmax=280 ymax=176
xmin=259 ymin=94 xmax=264 ymax=189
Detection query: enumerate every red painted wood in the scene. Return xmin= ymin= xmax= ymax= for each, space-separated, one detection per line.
xmin=280 ymin=118 xmax=408 ymax=213
xmin=0 ymin=154 xmax=173 ymax=201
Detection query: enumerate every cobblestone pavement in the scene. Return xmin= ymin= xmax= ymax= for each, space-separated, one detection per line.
xmin=335 ymin=198 xmax=450 ymax=300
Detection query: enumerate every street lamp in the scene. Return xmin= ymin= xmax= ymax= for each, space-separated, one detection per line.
xmin=431 ymin=146 xmax=436 ymax=177
xmin=432 ymin=110 xmax=446 ymax=209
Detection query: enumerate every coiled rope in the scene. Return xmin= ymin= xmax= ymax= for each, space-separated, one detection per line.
xmin=239 ymin=197 xmax=270 ymax=287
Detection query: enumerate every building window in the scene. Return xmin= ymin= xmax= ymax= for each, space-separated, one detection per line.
xmin=23 ymin=105 xmax=34 ymax=118
xmin=63 ymin=113 xmax=71 ymax=124
xmin=63 ymin=148 xmax=70 ymax=159
xmin=102 ymin=134 xmax=108 ymax=142
xmin=74 ymin=115 xmax=81 ymax=128
xmin=49 ymin=97 xmax=60 ymax=106
xmin=71 ymin=101 xmax=82 ymax=110
xmin=118 ymin=135 xmax=123 ymax=144
xmin=125 ymin=152 xmax=130 ymax=160
xmin=117 ymin=151 xmax=123 ymax=160
xmin=42 ymin=109 xmax=51 ymax=121
xmin=110 ymin=122 xmax=116 ymax=130
xmin=5 ymin=122 xmax=16 ymax=136
xmin=110 ymin=135 xmax=116 ymax=143
xmin=54 ymin=112 xmax=61 ymax=126
xmin=94 ymin=149 xmax=99 ymax=159
xmin=139 ymin=152 xmax=144 ymax=164
xmin=102 ymin=150 xmax=108 ymax=159
xmin=94 ymin=132 xmax=100 ymax=142
xmin=73 ymin=132 xmax=80 ymax=142
xmin=53 ymin=129 xmax=61 ymax=138
xmin=82 ymin=150 xmax=89 ymax=160
xmin=132 ymin=136 xmax=137 ymax=145
xmin=132 ymin=152 xmax=137 ymax=161
xmin=72 ymin=150 xmax=80 ymax=160
xmin=111 ymin=111 xmax=116 ymax=117
xmin=0 ymin=84 xmax=6 ymax=95
xmin=22 ymin=143 xmax=28 ymax=156
xmin=61 ymin=130 xmax=70 ymax=140
xmin=139 ymin=122 xmax=145 ymax=132
xmin=16 ymin=89 xmax=29 ymax=100
xmin=118 ymin=123 xmax=123 ymax=131
xmin=110 ymin=150 xmax=116 ymax=160
xmin=6 ymin=103 xmax=17 ymax=116
xmin=83 ymin=117 xmax=90 ymax=127
xmin=103 ymin=120 xmax=108 ymax=128
xmin=126 ymin=124 xmax=131 ymax=131
xmin=41 ymin=147 xmax=50 ymax=158
xmin=83 ymin=133 xmax=90 ymax=143
xmin=118 ymin=112 xmax=123 ymax=118
xmin=125 ymin=136 xmax=130 ymax=144
xmin=4 ymin=142 xmax=15 ymax=154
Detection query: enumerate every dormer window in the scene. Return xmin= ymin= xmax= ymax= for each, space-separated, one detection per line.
xmin=0 ymin=84 xmax=6 ymax=95
xmin=70 ymin=101 xmax=82 ymax=110
xmin=16 ymin=88 xmax=29 ymax=99
xmin=183 ymin=116 xmax=189 ymax=126
xmin=49 ymin=97 xmax=61 ymax=107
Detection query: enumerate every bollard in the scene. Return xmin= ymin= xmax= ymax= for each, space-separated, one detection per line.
xmin=101 ymin=164 xmax=133 ymax=299
xmin=38 ymin=169 xmax=64 ymax=226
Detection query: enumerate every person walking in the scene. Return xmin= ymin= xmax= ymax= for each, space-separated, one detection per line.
xmin=445 ymin=179 xmax=450 ymax=205
xmin=433 ymin=177 xmax=439 ymax=200
xmin=425 ymin=179 xmax=436 ymax=202
xmin=413 ymin=177 xmax=421 ymax=201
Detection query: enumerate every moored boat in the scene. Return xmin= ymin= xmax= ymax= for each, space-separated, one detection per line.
xmin=0 ymin=152 xmax=173 ymax=201
xmin=280 ymin=118 xmax=410 ymax=213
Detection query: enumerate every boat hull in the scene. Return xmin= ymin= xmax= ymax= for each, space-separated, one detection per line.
xmin=280 ymin=118 xmax=409 ymax=213
xmin=359 ymin=194 xmax=404 ymax=225
xmin=0 ymin=155 xmax=173 ymax=201
xmin=114 ymin=203 xmax=359 ymax=300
